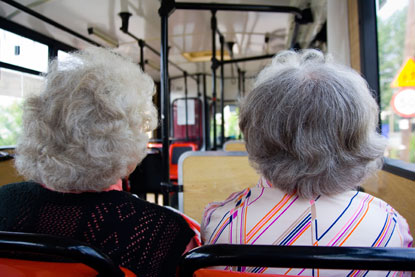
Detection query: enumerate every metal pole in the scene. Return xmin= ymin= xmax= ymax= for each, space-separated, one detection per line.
xmin=237 ymin=68 xmax=242 ymax=98
xmin=184 ymin=71 xmax=189 ymax=141
xmin=242 ymin=71 xmax=246 ymax=97
xmin=196 ymin=74 xmax=201 ymax=98
xmin=220 ymin=35 xmax=225 ymax=147
xmin=290 ymin=21 xmax=300 ymax=49
xmin=124 ymin=30 xmax=197 ymax=81
xmin=220 ymin=53 xmax=275 ymax=65
xmin=138 ymin=39 xmax=145 ymax=71
xmin=158 ymin=0 xmax=175 ymax=205
xmin=211 ymin=10 xmax=218 ymax=150
xmin=203 ymin=74 xmax=210 ymax=150
xmin=196 ymin=74 xmax=201 ymax=147
xmin=175 ymin=2 xmax=302 ymax=17
xmin=48 ymin=47 xmax=58 ymax=61
xmin=118 ymin=10 xmax=197 ymax=82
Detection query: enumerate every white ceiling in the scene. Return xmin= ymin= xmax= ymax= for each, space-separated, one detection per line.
xmin=0 ymin=0 xmax=326 ymax=80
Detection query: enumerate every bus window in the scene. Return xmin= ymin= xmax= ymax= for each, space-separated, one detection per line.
xmin=57 ymin=50 xmax=71 ymax=62
xmin=0 ymin=28 xmax=48 ymax=73
xmin=377 ymin=0 xmax=415 ymax=164
xmin=210 ymin=105 xmax=241 ymax=147
xmin=224 ymin=105 xmax=240 ymax=140
xmin=0 ymin=68 xmax=44 ymax=147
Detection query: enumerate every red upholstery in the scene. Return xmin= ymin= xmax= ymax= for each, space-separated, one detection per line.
xmin=147 ymin=142 xmax=162 ymax=150
xmin=193 ymin=268 xmax=309 ymax=277
xmin=169 ymin=142 xmax=197 ymax=181
xmin=0 ymin=258 xmax=136 ymax=277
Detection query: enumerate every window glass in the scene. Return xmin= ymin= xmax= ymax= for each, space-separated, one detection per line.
xmin=58 ymin=49 xmax=71 ymax=62
xmin=0 ymin=68 xmax=44 ymax=146
xmin=377 ymin=0 xmax=415 ymax=163
xmin=210 ymin=104 xmax=241 ymax=147
xmin=224 ymin=105 xmax=241 ymax=140
xmin=0 ymin=28 xmax=48 ymax=73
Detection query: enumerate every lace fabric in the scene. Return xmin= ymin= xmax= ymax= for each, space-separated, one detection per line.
xmin=0 ymin=182 xmax=195 ymax=277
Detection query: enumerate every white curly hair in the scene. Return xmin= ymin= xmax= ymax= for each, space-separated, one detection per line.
xmin=239 ymin=49 xmax=386 ymax=198
xmin=15 ymin=47 xmax=157 ymax=192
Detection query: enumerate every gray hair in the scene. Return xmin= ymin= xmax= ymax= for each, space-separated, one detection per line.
xmin=15 ymin=47 xmax=157 ymax=192
xmin=239 ymin=49 xmax=386 ymax=198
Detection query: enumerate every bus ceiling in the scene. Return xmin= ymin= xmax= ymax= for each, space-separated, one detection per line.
xmin=0 ymin=0 xmax=326 ymax=81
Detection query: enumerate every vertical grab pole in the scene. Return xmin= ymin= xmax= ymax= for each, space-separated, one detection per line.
xmin=211 ymin=10 xmax=218 ymax=150
xmin=203 ymin=74 xmax=210 ymax=150
xmin=196 ymin=74 xmax=201 ymax=147
xmin=237 ymin=68 xmax=242 ymax=98
xmin=196 ymin=74 xmax=201 ymax=98
xmin=159 ymin=0 xmax=175 ymax=205
xmin=237 ymin=69 xmax=243 ymax=140
xmin=219 ymin=35 xmax=225 ymax=147
xmin=184 ymin=71 xmax=189 ymax=141
xmin=138 ymin=39 xmax=145 ymax=71
xmin=242 ymin=71 xmax=246 ymax=97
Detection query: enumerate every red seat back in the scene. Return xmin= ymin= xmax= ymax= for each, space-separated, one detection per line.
xmin=169 ymin=142 xmax=197 ymax=181
xmin=0 ymin=231 xmax=135 ymax=277
xmin=0 ymin=258 xmax=136 ymax=277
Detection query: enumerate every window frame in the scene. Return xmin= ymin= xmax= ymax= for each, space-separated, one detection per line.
xmin=0 ymin=17 xmax=77 ymax=148
xmin=0 ymin=17 xmax=76 ymax=65
xmin=359 ymin=0 xmax=414 ymax=181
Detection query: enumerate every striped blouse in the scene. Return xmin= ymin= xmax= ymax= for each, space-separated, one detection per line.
xmin=201 ymin=176 xmax=413 ymax=276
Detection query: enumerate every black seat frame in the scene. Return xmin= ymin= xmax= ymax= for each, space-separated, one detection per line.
xmin=179 ymin=244 xmax=415 ymax=277
xmin=0 ymin=231 xmax=126 ymax=277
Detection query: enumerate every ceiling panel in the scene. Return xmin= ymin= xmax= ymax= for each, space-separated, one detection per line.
xmin=0 ymin=0 xmax=326 ymax=80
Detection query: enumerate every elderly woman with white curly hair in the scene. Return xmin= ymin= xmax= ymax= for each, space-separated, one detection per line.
xmin=0 ymin=47 xmax=195 ymax=277
xmin=201 ymin=49 xmax=412 ymax=276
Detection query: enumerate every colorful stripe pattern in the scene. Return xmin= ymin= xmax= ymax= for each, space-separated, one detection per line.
xmin=201 ymin=177 xmax=413 ymax=276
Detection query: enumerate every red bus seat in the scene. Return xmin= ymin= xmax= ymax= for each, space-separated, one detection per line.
xmin=0 ymin=258 xmax=135 ymax=277
xmin=169 ymin=142 xmax=197 ymax=181
xmin=0 ymin=231 xmax=135 ymax=277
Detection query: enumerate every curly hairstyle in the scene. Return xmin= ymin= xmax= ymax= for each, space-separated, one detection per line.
xmin=15 ymin=47 xmax=157 ymax=192
xmin=239 ymin=49 xmax=386 ymax=198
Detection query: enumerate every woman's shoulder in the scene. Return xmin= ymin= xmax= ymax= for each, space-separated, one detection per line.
xmin=319 ymin=190 xmax=405 ymax=218
xmin=0 ymin=181 xmax=40 ymax=190
xmin=323 ymin=190 xmax=412 ymax=244
xmin=0 ymin=181 xmax=43 ymax=198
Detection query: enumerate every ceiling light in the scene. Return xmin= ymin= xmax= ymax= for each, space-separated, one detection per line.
xmin=182 ymin=50 xmax=231 ymax=62
xmin=87 ymin=27 xmax=119 ymax=48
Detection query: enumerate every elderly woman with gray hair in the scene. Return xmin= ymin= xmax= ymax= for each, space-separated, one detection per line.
xmin=0 ymin=47 xmax=194 ymax=277
xmin=201 ymin=50 xmax=412 ymax=276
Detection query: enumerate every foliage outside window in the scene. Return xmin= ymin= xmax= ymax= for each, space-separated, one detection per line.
xmin=0 ymin=28 xmax=49 ymax=147
xmin=210 ymin=104 xmax=241 ymax=147
xmin=377 ymin=0 xmax=415 ymax=163
xmin=0 ymin=69 xmax=44 ymax=147
xmin=224 ymin=105 xmax=241 ymax=140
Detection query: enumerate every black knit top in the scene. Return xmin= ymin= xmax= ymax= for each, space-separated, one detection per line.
xmin=0 ymin=182 xmax=194 ymax=277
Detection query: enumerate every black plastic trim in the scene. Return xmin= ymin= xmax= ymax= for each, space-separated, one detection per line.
xmin=179 ymin=244 xmax=415 ymax=277
xmin=357 ymin=0 xmax=381 ymax=130
xmin=175 ymin=2 xmax=302 ymax=18
xmin=1 ymin=0 xmax=101 ymax=47
xmin=0 ymin=17 xmax=76 ymax=53
xmin=0 ymin=231 xmax=125 ymax=277
xmin=0 ymin=61 xmax=43 ymax=75
xmin=383 ymin=158 xmax=415 ymax=181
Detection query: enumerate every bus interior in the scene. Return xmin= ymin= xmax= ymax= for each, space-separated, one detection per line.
xmin=0 ymin=0 xmax=414 ymax=275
